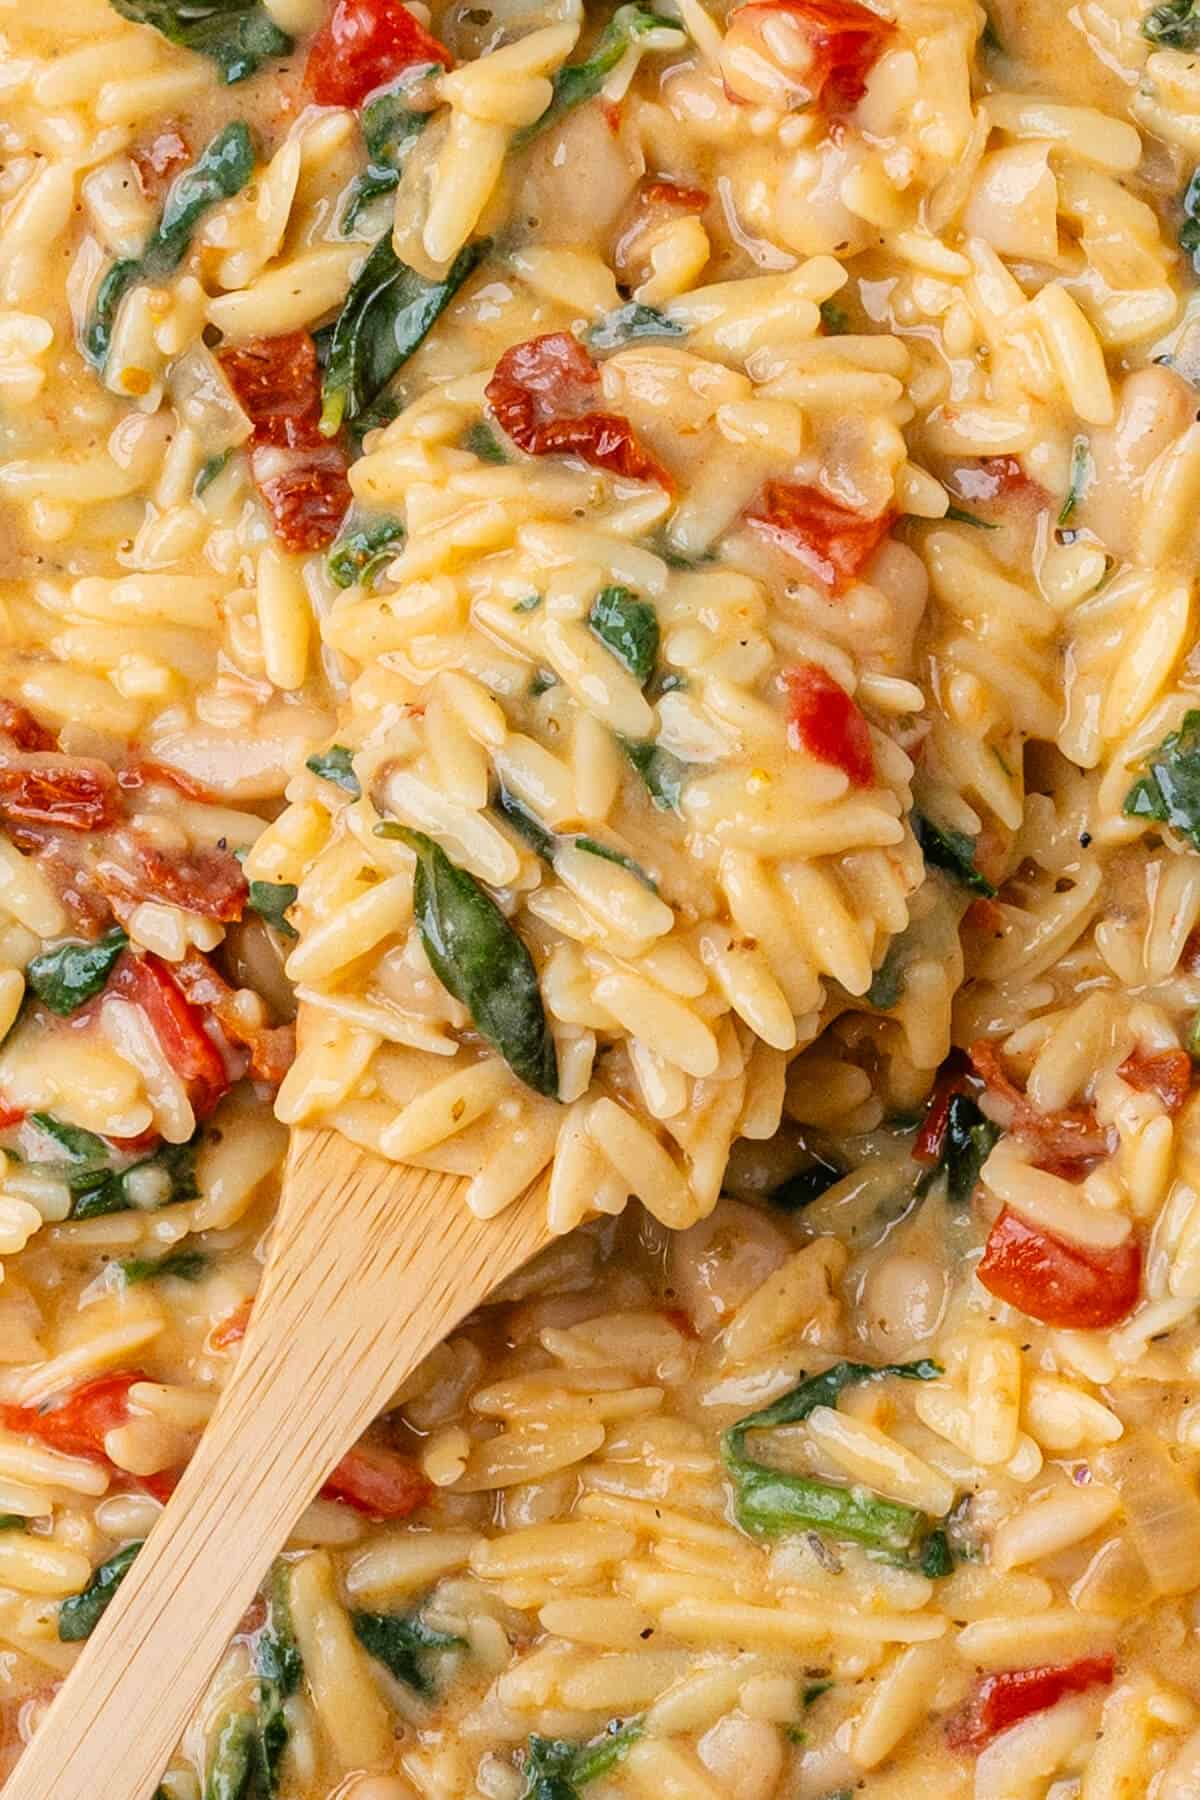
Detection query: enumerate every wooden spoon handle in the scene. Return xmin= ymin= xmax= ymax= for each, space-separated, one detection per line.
xmin=5 ymin=1131 xmax=548 ymax=1800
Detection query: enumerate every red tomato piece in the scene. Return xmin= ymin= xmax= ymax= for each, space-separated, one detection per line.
xmin=218 ymin=333 xmax=351 ymax=549
xmin=1117 ymin=1047 xmax=1192 ymax=1115
xmin=109 ymin=952 xmax=232 ymax=1119
xmin=0 ymin=701 xmax=57 ymax=753
xmin=0 ymin=1102 xmax=25 ymax=1130
xmin=640 ymin=178 xmax=710 ymax=212
xmin=210 ymin=1297 xmax=254 ymax=1350
xmin=250 ymin=442 xmax=354 ymax=553
xmin=912 ymin=1061 xmax=970 ymax=1165
xmin=0 ymin=1372 xmax=147 ymax=1464
xmin=219 ymin=331 xmax=324 ymax=448
xmin=117 ymin=760 xmax=222 ymax=805
xmin=969 ymin=1040 xmax=1111 ymax=1167
xmin=0 ymin=757 xmax=121 ymax=832
xmin=135 ymin=1467 xmax=180 ymax=1503
xmin=746 ymin=482 xmax=894 ymax=594
xmin=486 ymin=333 xmax=673 ymax=489
xmin=131 ymin=127 xmax=190 ymax=197
xmin=977 ymin=1207 xmax=1141 ymax=1330
xmin=305 ymin=0 xmax=452 ymax=108
xmin=100 ymin=838 xmax=248 ymax=925
xmin=722 ymin=0 xmax=894 ymax=112
xmin=323 ymin=1443 xmax=432 ymax=1519
xmin=171 ymin=950 xmax=296 ymax=1086
xmin=784 ymin=663 xmax=874 ymax=787
xmin=947 ymin=1655 xmax=1116 ymax=1753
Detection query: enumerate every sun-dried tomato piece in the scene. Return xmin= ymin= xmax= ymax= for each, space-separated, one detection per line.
xmin=784 ymin=662 xmax=875 ymax=787
xmin=0 ymin=756 xmax=122 ymax=833
xmin=0 ymin=1101 xmax=25 ymax=1130
xmin=642 ymin=178 xmax=710 ymax=212
xmin=1 ymin=1371 xmax=149 ymax=1464
xmin=131 ymin=126 xmax=190 ymax=197
xmin=947 ymin=1656 xmax=1116 ymax=1753
xmin=323 ymin=1442 xmax=432 ymax=1519
xmin=977 ymin=1208 xmax=1141 ymax=1331
xmin=746 ymin=482 xmax=894 ymax=594
xmin=210 ymin=1297 xmax=253 ymax=1351
xmin=250 ymin=442 xmax=354 ymax=553
xmin=218 ymin=331 xmax=324 ymax=449
xmin=219 ymin=334 xmax=351 ymax=549
xmin=99 ymin=837 xmax=248 ymax=925
xmin=969 ymin=1040 xmax=1112 ymax=1167
xmin=0 ymin=701 xmax=57 ymax=753
xmin=1117 ymin=1047 xmax=1193 ymax=1115
xmin=117 ymin=760 xmax=222 ymax=805
xmin=912 ymin=1057 xmax=972 ymax=1165
xmin=109 ymin=952 xmax=232 ymax=1120
xmin=305 ymin=0 xmax=453 ymax=108
xmin=722 ymin=0 xmax=894 ymax=112
xmin=486 ymin=333 xmax=673 ymax=489
xmin=171 ymin=949 xmax=295 ymax=1086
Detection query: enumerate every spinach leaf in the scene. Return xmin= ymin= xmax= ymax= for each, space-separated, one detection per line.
xmin=119 ymin=1248 xmax=208 ymax=1286
xmin=1183 ymin=168 xmax=1200 ymax=272
xmin=920 ymin=1527 xmax=955 ymax=1577
xmin=726 ymin=1359 xmax=940 ymax=1450
xmin=573 ymin=837 xmax=657 ymax=891
xmin=495 ymin=787 xmax=557 ymax=861
xmin=722 ymin=1360 xmax=941 ymax=1555
xmin=1124 ymin=709 xmax=1200 ymax=847
xmin=520 ymin=1720 xmax=642 ymax=1799
xmin=493 ymin=791 xmax=656 ymax=889
xmin=203 ymin=1708 xmax=258 ymax=1800
xmin=30 ymin=1124 xmax=201 ymax=1222
xmin=522 ymin=1738 xmax=580 ymax=1800
xmin=320 ymin=236 xmax=489 ymax=435
xmin=1057 ymin=434 xmax=1091 ymax=527
xmin=767 ymin=1151 xmax=845 ymax=1211
xmin=913 ymin=814 xmax=997 ymax=898
xmin=513 ymin=5 xmax=682 ymax=147
xmin=254 ymin=1563 xmax=302 ymax=1796
xmin=0 ymin=1516 xmax=26 ymax=1531
xmin=58 ymin=1541 xmax=143 ymax=1641
xmin=464 ymin=419 xmax=508 ymax=463
xmin=620 ymin=736 xmax=684 ymax=812
xmin=305 ymin=744 xmax=360 ymax=796
xmin=920 ymin=1092 xmax=999 ymax=1207
xmin=327 ymin=509 xmax=406 ymax=589
xmin=570 ymin=1719 xmax=642 ymax=1784
xmin=351 ymin=1608 xmax=463 ymax=1696
xmin=29 ymin=1113 xmax=110 ymax=1164
xmin=587 ymin=585 xmax=658 ymax=686
xmin=943 ymin=504 xmax=997 ymax=529
xmin=247 ymin=880 xmax=298 ymax=939
xmin=513 ymin=592 xmax=542 ymax=613
xmin=1144 ymin=0 xmax=1200 ymax=48
xmin=376 ymin=825 xmax=559 ymax=1097
xmin=85 ymin=122 xmax=255 ymax=366
xmin=866 ymin=937 xmax=907 ymax=1010
xmin=195 ymin=449 xmax=232 ymax=496
xmin=341 ymin=74 xmax=438 ymax=234
xmin=109 ymin=0 xmax=291 ymax=81
xmin=256 ymin=1563 xmax=302 ymax=1697
xmin=587 ymin=302 xmax=683 ymax=352
xmin=26 ymin=928 xmax=128 ymax=1016
xmin=819 ymin=299 xmax=849 ymax=334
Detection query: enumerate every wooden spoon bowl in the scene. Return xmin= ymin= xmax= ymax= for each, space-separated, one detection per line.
xmin=3 ymin=1127 xmax=551 ymax=1800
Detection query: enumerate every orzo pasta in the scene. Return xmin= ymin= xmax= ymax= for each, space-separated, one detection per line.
xmin=6 ymin=0 xmax=1200 ymax=1791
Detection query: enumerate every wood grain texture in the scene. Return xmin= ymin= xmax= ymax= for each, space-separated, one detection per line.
xmin=3 ymin=1127 xmax=551 ymax=1800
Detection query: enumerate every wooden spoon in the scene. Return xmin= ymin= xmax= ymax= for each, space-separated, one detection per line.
xmin=4 ymin=1125 xmax=552 ymax=1800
